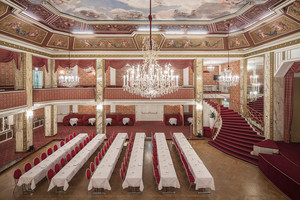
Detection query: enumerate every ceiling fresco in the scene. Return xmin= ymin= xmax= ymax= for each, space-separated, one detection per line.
xmin=46 ymin=0 xmax=266 ymax=21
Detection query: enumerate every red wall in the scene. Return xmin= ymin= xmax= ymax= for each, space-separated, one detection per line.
xmin=0 ymin=91 xmax=26 ymax=110
xmin=0 ymin=60 xmax=14 ymax=87
xmin=203 ymin=65 xmax=219 ymax=85
xmin=116 ymin=105 xmax=135 ymax=114
xmin=164 ymin=105 xmax=181 ymax=114
xmin=78 ymin=105 xmax=96 ymax=114
xmin=34 ymin=108 xmax=44 ymax=118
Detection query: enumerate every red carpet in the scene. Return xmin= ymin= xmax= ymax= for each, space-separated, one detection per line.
xmin=247 ymin=97 xmax=264 ymax=116
xmin=0 ymin=122 xmax=199 ymax=172
xmin=277 ymin=142 xmax=300 ymax=167
xmin=207 ymin=100 xmax=265 ymax=165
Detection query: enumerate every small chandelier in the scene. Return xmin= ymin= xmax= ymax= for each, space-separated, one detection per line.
xmin=249 ymin=74 xmax=260 ymax=101
xmin=122 ymin=0 xmax=179 ymax=98
xmin=219 ymin=23 xmax=239 ymax=88
xmin=58 ymin=67 xmax=80 ymax=87
xmin=58 ymin=23 xmax=80 ymax=88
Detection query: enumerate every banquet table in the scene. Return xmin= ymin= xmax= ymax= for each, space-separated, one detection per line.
xmin=122 ymin=132 xmax=145 ymax=191
xmin=173 ymin=132 xmax=215 ymax=191
xmin=187 ymin=117 xmax=193 ymax=124
xmin=88 ymin=133 xmax=128 ymax=191
xmin=106 ymin=118 xmax=112 ymax=126
xmin=48 ymin=134 xmax=106 ymax=191
xmin=154 ymin=132 xmax=180 ymax=190
xmin=17 ymin=133 xmax=88 ymax=190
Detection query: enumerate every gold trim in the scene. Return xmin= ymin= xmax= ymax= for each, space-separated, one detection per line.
xmin=270 ymin=52 xmax=274 ymax=140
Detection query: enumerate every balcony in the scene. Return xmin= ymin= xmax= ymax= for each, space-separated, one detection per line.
xmin=0 ymin=90 xmax=26 ymax=110
xmin=33 ymin=88 xmax=95 ymax=103
xmin=104 ymin=87 xmax=194 ymax=100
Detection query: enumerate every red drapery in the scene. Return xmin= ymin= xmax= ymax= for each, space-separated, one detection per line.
xmin=284 ymin=62 xmax=300 ymax=143
xmin=105 ymin=59 xmax=194 ymax=71
xmin=32 ymin=56 xmax=48 ymax=72
xmin=55 ymin=59 xmax=96 ymax=72
xmin=0 ymin=49 xmax=19 ymax=70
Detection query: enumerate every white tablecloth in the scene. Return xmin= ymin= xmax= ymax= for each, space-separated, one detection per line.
xmin=122 ymin=118 xmax=130 ymax=125
xmin=187 ymin=117 xmax=193 ymax=124
xmin=169 ymin=118 xmax=177 ymax=125
xmin=106 ymin=118 xmax=112 ymax=126
xmin=48 ymin=134 xmax=106 ymax=191
xmin=155 ymin=133 xmax=180 ymax=190
xmin=173 ymin=132 xmax=215 ymax=190
xmin=69 ymin=118 xmax=78 ymax=126
xmin=17 ymin=134 xmax=87 ymax=190
xmin=122 ymin=132 xmax=145 ymax=191
xmin=88 ymin=133 xmax=128 ymax=191
xmin=88 ymin=118 xmax=96 ymax=125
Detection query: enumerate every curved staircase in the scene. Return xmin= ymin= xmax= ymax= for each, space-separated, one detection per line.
xmin=247 ymin=97 xmax=264 ymax=116
xmin=207 ymin=100 xmax=265 ymax=165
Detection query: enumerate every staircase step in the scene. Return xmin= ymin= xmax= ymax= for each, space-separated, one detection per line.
xmin=208 ymin=141 xmax=258 ymax=165
xmin=219 ymin=132 xmax=264 ymax=143
xmin=221 ymin=126 xmax=254 ymax=133
xmin=222 ymin=119 xmax=247 ymax=123
xmin=222 ymin=122 xmax=250 ymax=127
xmin=216 ymin=136 xmax=253 ymax=149
xmin=220 ymin=129 xmax=260 ymax=138
xmin=215 ymin=138 xmax=253 ymax=153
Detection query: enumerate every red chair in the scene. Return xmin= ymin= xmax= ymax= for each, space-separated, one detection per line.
xmin=98 ymin=152 xmax=102 ymax=160
xmin=66 ymin=154 xmax=71 ymax=162
xmin=79 ymin=143 xmax=83 ymax=150
xmin=104 ymin=145 xmax=107 ymax=152
xmin=47 ymin=169 xmax=54 ymax=182
xmin=60 ymin=158 xmax=66 ymax=167
xmin=84 ymin=140 xmax=87 ymax=146
xmin=13 ymin=169 xmax=22 ymax=193
xmin=124 ymin=157 xmax=127 ymax=167
xmin=75 ymin=146 xmax=79 ymax=154
xmin=122 ymin=162 xmax=126 ymax=174
xmin=95 ymin=156 xmax=99 ymax=166
xmin=69 ymin=134 xmax=73 ymax=140
xmin=60 ymin=140 xmax=65 ymax=147
xmin=101 ymin=149 xmax=105 ymax=157
xmin=92 ymin=133 xmax=95 ymax=138
xmin=120 ymin=168 xmax=125 ymax=181
xmin=47 ymin=148 xmax=53 ymax=156
xmin=24 ymin=163 xmax=32 ymax=172
xmin=89 ymin=135 xmax=92 ymax=141
xmin=33 ymin=157 xmax=40 ymax=166
xmin=73 ymin=132 xmax=76 ymax=138
xmin=54 ymin=163 xmax=60 ymax=173
xmin=86 ymin=168 xmax=91 ymax=180
xmin=65 ymin=137 xmax=69 ymax=143
xmin=41 ymin=152 xmax=47 ymax=160
xmin=53 ymin=144 xmax=58 ymax=152
xmin=71 ymin=149 xmax=76 ymax=158
xmin=86 ymin=137 xmax=90 ymax=143
xmin=90 ymin=162 xmax=95 ymax=173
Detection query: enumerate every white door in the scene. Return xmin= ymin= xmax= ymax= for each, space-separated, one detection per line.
xmin=135 ymin=105 xmax=163 ymax=121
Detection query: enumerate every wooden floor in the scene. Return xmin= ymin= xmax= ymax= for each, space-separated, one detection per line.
xmin=0 ymin=137 xmax=289 ymax=200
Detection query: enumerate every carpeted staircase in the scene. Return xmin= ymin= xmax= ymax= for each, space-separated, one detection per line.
xmin=207 ymin=100 xmax=265 ymax=165
xmin=247 ymin=97 xmax=264 ymax=116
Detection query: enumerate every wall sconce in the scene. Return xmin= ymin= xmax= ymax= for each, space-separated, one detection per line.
xmin=34 ymin=67 xmax=39 ymax=71
xmin=96 ymin=104 xmax=103 ymax=111
xmin=59 ymin=70 xmax=65 ymax=75
xmin=196 ymin=103 xmax=203 ymax=110
xmin=26 ymin=110 xmax=33 ymax=118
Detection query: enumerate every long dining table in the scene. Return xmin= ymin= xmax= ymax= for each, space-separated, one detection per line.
xmin=173 ymin=132 xmax=215 ymax=191
xmin=88 ymin=133 xmax=128 ymax=191
xmin=122 ymin=132 xmax=145 ymax=191
xmin=154 ymin=132 xmax=180 ymax=191
xmin=17 ymin=133 xmax=88 ymax=190
xmin=48 ymin=134 xmax=106 ymax=191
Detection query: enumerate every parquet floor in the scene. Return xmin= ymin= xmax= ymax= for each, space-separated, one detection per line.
xmin=0 ymin=137 xmax=290 ymax=200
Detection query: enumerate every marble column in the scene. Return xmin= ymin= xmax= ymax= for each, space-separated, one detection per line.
xmin=44 ymin=105 xmax=58 ymax=137
xmin=44 ymin=59 xmax=51 ymax=88
xmin=95 ymin=58 xmax=105 ymax=134
xmin=14 ymin=113 xmax=24 ymax=152
xmin=15 ymin=53 xmax=33 ymax=152
xmin=14 ymin=55 xmax=24 ymax=90
xmin=240 ymin=59 xmax=247 ymax=117
xmin=264 ymin=52 xmax=274 ymax=140
xmin=193 ymin=59 xmax=203 ymax=136
xmin=273 ymin=77 xmax=284 ymax=141
xmin=50 ymin=59 xmax=57 ymax=88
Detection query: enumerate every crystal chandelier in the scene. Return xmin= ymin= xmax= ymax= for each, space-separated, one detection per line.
xmin=58 ymin=67 xmax=80 ymax=87
xmin=249 ymin=74 xmax=260 ymax=100
xmin=122 ymin=0 xmax=179 ymax=98
xmin=58 ymin=23 xmax=80 ymax=88
xmin=219 ymin=23 xmax=239 ymax=88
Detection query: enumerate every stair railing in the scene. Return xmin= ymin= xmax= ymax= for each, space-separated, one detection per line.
xmin=217 ymin=94 xmax=264 ymax=136
xmin=211 ymin=103 xmax=222 ymax=140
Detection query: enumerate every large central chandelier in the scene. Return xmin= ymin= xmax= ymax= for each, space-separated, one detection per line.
xmin=219 ymin=23 xmax=239 ymax=88
xmin=122 ymin=0 xmax=179 ymax=98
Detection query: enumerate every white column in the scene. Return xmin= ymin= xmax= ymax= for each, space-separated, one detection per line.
xmin=183 ymin=67 xmax=189 ymax=86
xmin=110 ymin=67 xmax=116 ymax=85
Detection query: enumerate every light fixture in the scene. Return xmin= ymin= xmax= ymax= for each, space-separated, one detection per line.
xmin=58 ymin=24 xmax=80 ymax=88
xmin=123 ymin=0 xmax=179 ymax=98
xmin=250 ymin=74 xmax=260 ymax=101
xmin=26 ymin=109 xmax=33 ymax=118
xmin=219 ymin=23 xmax=239 ymax=88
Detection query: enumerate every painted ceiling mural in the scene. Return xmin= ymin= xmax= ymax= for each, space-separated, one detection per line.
xmin=47 ymin=33 xmax=69 ymax=49
xmin=162 ymin=38 xmax=224 ymax=50
xmin=0 ymin=2 xmax=9 ymax=17
xmin=73 ymin=37 xmax=136 ymax=50
xmin=287 ymin=0 xmax=300 ymax=21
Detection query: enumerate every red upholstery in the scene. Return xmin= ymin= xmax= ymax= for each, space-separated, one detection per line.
xmin=73 ymin=132 xmax=76 ymax=138
xmin=71 ymin=150 xmax=76 ymax=158
xmin=79 ymin=143 xmax=83 ymax=150
xmin=60 ymin=141 xmax=65 ymax=147
xmin=47 ymin=169 xmax=54 ymax=180
xmin=120 ymin=168 xmax=124 ymax=181
xmin=86 ymin=168 xmax=91 ymax=180
xmin=53 ymin=144 xmax=58 ymax=152
xmin=47 ymin=148 xmax=53 ymax=156
xmin=66 ymin=154 xmax=71 ymax=162
xmin=106 ymin=114 xmax=136 ymax=126
xmin=84 ymin=140 xmax=87 ymax=146
xmin=75 ymin=146 xmax=79 ymax=154
xmin=60 ymin=158 xmax=66 ymax=167
xmin=13 ymin=169 xmax=22 ymax=180
xmin=90 ymin=162 xmax=95 ymax=173
xmin=65 ymin=137 xmax=69 ymax=143
xmin=55 ymin=163 xmax=60 ymax=173
xmin=98 ymin=152 xmax=102 ymax=160
xmin=95 ymin=156 xmax=99 ymax=166
xmin=41 ymin=152 xmax=47 ymax=160
xmin=69 ymin=135 xmax=73 ymax=140
xmin=163 ymin=114 xmax=183 ymax=126
xmin=34 ymin=157 xmax=40 ymax=166
xmin=24 ymin=163 xmax=32 ymax=172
